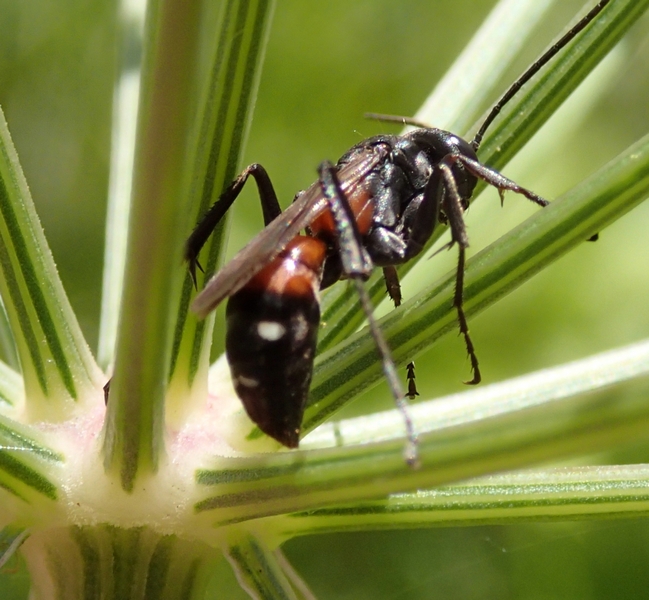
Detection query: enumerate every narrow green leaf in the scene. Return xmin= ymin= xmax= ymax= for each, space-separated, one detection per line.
xmin=194 ymin=340 xmax=649 ymax=525
xmin=0 ymin=420 xmax=62 ymax=464
xmin=0 ymin=463 xmax=57 ymax=501
xmin=0 ymin=360 xmax=23 ymax=408
xmin=276 ymin=465 xmax=649 ymax=538
xmin=167 ymin=0 xmax=276 ymax=393
xmin=0 ymin=414 xmax=62 ymax=501
xmin=272 ymin=548 xmax=318 ymax=600
xmin=97 ymin=0 xmax=145 ymax=371
xmin=0 ymin=107 xmax=102 ymax=410
xmin=0 ymin=302 xmax=18 ymax=370
xmin=305 ymin=338 xmax=649 ymax=451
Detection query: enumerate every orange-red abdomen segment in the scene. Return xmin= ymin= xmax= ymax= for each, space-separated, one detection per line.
xmin=243 ymin=236 xmax=327 ymax=298
xmin=225 ymin=235 xmax=326 ymax=447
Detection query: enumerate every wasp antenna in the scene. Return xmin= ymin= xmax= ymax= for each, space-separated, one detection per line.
xmin=364 ymin=112 xmax=431 ymax=129
xmin=472 ymin=0 xmax=612 ymax=151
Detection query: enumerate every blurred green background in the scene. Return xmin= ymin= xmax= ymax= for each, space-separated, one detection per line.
xmin=1 ymin=0 xmax=649 ymax=597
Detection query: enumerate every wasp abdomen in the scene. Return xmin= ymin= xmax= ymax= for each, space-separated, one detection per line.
xmin=225 ymin=236 xmax=325 ymax=447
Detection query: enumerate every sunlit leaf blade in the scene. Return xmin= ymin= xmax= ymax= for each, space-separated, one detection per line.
xmin=0 ymin=108 xmax=102 ymax=412
xmin=97 ymin=0 xmax=144 ymax=371
xmin=195 ymin=340 xmax=649 ymax=524
xmin=167 ymin=0 xmax=276 ymax=392
xmin=276 ymin=464 xmax=649 ymax=538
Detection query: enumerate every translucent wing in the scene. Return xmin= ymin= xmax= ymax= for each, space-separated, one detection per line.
xmin=191 ymin=144 xmax=388 ymax=317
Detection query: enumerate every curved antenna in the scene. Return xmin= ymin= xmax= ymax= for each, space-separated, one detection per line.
xmin=471 ymin=0 xmax=611 ymax=152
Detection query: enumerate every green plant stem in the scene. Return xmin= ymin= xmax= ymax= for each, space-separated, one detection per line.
xmin=224 ymin=533 xmax=301 ymax=600
xmin=104 ymin=0 xmax=205 ymax=490
xmin=21 ymin=526 xmax=218 ymax=600
xmin=194 ymin=339 xmax=649 ymax=527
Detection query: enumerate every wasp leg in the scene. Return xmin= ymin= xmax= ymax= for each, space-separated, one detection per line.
xmin=383 ymin=266 xmax=418 ymax=400
xmin=318 ymin=161 xmax=419 ymax=466
xmin=185 ymin=164 xmax=282 ymax=286
xmin=433 ymin=158 xmax=482 ymax=385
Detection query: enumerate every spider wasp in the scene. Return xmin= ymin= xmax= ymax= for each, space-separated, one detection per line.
xmin=186 ymin=0 xmax=610 ymax=459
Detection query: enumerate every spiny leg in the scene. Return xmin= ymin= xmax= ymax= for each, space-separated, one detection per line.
xmin=318 ymin=161 xmax=419 ymax=466
xmin=185 ymin=163 xmax=282 ymax=286
xmin=406 ymin=362 xmax=418 ymax=399
xmin=437 ymin=159 xmax=482 ymax=385
xmin=457 ymin=155 xmax=549 ymax=208
xmin=453 ymin=246 xmax=480 ymax=385
xmin=383 ymin=266 xmax=419 ymax=399
xmin=436 ymin=148 xmax=558 ymax=384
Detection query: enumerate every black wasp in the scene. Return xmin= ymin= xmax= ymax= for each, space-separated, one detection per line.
xmin=186 ymin=1 xmax=610 ymax=454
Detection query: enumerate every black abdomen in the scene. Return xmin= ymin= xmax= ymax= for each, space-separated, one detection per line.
xmin=225 ymin=236 xmax=325 ymax=447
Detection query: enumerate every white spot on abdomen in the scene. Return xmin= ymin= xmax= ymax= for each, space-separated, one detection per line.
xmin=257 ymin=320 xmax=286 ymax=341
xmin=236 ymin=375 xmax=259 ymax=388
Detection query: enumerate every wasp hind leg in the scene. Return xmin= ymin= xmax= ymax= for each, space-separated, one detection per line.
xmin=382 ymin=266 xmax=419 ymax=400
xmin=317 ymin=161 xmax=419 ymax=466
